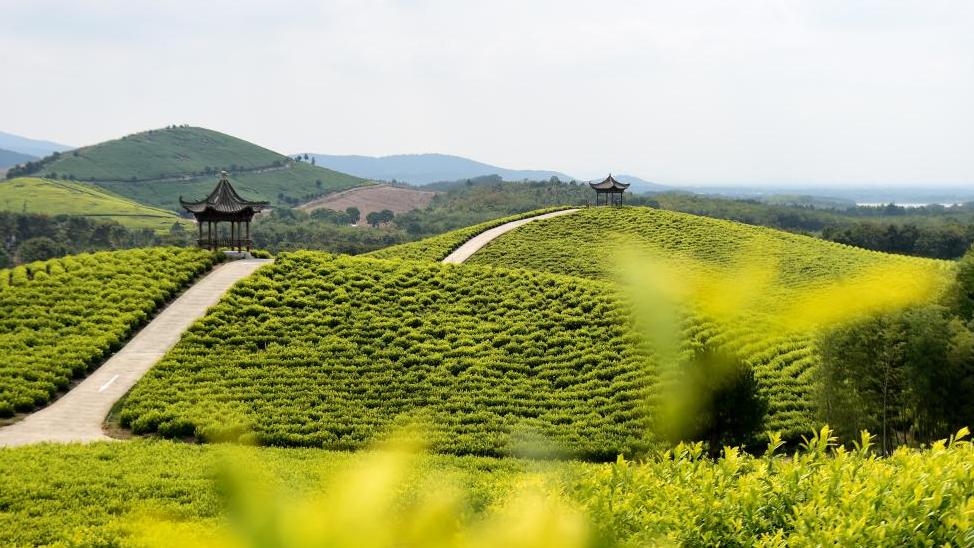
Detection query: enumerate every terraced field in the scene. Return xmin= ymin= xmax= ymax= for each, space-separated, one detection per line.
xmin=0 ymin=177 xmax=191 ymax=231
xmin=0 ymin=248 xmax=217 ymax=415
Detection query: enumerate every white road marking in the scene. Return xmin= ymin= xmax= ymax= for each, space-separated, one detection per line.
xmin=98 ymin=375 xmax=120 ymax=393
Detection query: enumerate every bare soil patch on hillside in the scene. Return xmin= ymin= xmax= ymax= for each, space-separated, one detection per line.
xmin=297 ymin=184 xmax=439 ymax=219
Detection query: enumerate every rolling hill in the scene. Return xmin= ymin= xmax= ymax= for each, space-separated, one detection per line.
xmin=11 ymin=126 xmax=370 ymax=212
xmin=0 ymin=177 xmax=191 ymax=232
xmin=306 ymin=153 xmax=576 ymax=185
xmin=118 ymin=208 xmax=954 ymax=449
xmin=0 ymin=130 xmax=72 ymax=158
xmin=121 ymin=251 xmax=655 ymax=458
xmin=380 ymin=207 xmax=953 ymax=439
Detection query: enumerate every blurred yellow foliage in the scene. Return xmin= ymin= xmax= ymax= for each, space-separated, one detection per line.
xmin=131 ymin=442 xmax=591 ymax=548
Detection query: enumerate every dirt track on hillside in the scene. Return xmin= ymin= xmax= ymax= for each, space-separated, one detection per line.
xmin=297 ymin=184 xmax=440 ymax=219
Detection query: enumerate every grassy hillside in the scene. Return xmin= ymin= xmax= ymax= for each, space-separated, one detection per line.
xmin=11 ymin=126 xmax=369 ymax=211
xmin=121 ymin=251 xmax=655 ymax=459
xmin=0 ymin=248 xmax=216 ymax=415
xmin=464 ymin=207 xmax=951 ymax=325
xmin=386 ymin=207 xmax=952 ymax=439
xmin=0 ymin=177 xmax=190 ymax=231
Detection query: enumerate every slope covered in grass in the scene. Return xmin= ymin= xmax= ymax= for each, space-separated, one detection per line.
xmin=0 ymin=177 xmax=190 ymax=231
xmin=122 ymin=251 xmax=656 ymax=459
xmin=0 ymin=248 xmax=217 ymax=415
xmin=466 ymin=207 xmax=950 ymax=310
xmin=459 ymin=207 xmax=953 ymax=439
xmin=12 ymin=126 xmax=368 ymax=211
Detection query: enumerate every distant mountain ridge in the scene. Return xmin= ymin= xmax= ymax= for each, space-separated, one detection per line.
xmin=0 ymin=148 xmax=36 ymax=170
xmin=305 ymin=153 xmax=576 ymax=186
xmin=611 ymin=174 xmax=672 ymax=193
xmin=0 ymin=131 xmax=72 ymax=158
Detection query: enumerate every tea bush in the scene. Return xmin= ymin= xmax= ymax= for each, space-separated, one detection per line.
xmin=0 ymin=429 xmax=971 ymax=547
xmin=121 ymin=251 xmax=658 ymax=459
xmin=0 ymin=247 xmax=217 ymax=415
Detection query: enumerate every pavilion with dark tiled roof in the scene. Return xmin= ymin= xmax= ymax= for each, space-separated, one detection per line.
xmin=180 ymin=171 xmax=269 ymax=252
xmin=589 ymin=174 xmax=630 ymax=206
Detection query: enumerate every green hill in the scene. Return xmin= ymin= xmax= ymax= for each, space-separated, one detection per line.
xmin=9 ymin=126 xmax=369 ymax=211
xmin=378 ymin=207 xmax=953 ymax=439
xmin=0 ymin=177 xmax=191 ymax=232
xmin=463 ymin=207 xmax=950 ymax=318
xmin=121 ymin=252 xmax=654 ymax=459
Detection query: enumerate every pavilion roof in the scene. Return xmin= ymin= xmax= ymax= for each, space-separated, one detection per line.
xmin=589 ymin=174 xmax=630 ymax=191
xmin=180 ymin=172 xmax=269 ymax=215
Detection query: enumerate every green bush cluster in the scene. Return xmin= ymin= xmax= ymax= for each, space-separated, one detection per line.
xmin=121 ymin=251 xmax=658 ymax=459
xmin=1 ymin=430 xmax=971 ymax=547
xmin=0 ymin=247 xmax=217 ymax=415
xmin=577 ymin=428 xmax=974 ymax=547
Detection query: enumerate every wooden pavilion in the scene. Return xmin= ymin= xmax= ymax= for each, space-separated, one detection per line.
xmin=589 ymin=174 xmax=630 ymax=206
xmin=180 ymin=171 xmax=269 ymax=252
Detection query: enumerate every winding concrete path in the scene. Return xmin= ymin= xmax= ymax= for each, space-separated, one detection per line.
xmin=0 ymin=259 xmax=272 ymax=447
xmin=442 ymin=209 xmax=579 ymax=264
xmin=0 ymin=209 xmax=573 ymax=447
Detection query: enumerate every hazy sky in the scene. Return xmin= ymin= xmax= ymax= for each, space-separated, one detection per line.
xmin=2 ymin=0 xmax=972 ymax=185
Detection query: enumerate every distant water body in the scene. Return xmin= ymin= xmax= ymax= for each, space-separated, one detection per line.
xmin=856 ymin=202 xmax=962 ymax=208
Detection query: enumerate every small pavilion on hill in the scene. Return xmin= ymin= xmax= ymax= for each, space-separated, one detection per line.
xmin=589 ymin=174 xmax=630 ymax=206
xmin=180 ymin=171 xmax=269 ymax=252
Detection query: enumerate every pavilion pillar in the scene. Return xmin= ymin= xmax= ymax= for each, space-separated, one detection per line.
xmin=246 ymin=222 xmax=250 ymax=252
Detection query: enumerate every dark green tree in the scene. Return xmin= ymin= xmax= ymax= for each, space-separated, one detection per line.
xmin=947 ymin=245 xmax=974 ymax=320
xmin=817 ymin=314 xmax=908 ymax=453
xmin=16 ymin=237 xmax=66 ymax=263
xmin=345 ymin=207 xmax=361 ymax=225
xmin=664 ymin=344 xmax=768 ymax=457
xmin=365 ymin=211 xmax=382 ymax=228
xmin=818 ymin=304 xmax=974 ymax=452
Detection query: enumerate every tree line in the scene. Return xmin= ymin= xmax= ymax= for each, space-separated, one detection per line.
xmin=0 ymin=212 xmax=188 ymax=268
xmin=817 ymin=247 xmax=974 ymax=453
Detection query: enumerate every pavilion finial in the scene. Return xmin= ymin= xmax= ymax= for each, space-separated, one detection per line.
xmin=220 ymin=170 xmax=229 ymax=180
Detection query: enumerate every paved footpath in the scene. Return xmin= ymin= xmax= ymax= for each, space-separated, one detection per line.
xmin=0 ymin=259 xmax=272 ymax=447
xmin=442 ymin=208 xmax=579 ymax=264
